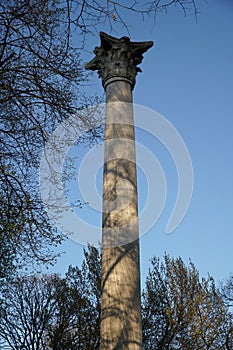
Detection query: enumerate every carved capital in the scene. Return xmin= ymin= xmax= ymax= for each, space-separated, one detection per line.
xmin=85 ymin=32 xmax=153 ymax=89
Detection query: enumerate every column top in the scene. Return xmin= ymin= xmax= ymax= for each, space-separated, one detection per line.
xmin=85 ymin=32 xmax=153 ymax=89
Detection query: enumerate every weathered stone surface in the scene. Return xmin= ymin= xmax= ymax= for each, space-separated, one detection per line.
xmin=85 ymin=31 xmax=153 ymax=89
xmin=86 ymin=32 xmax=153 ymax=349
xmin=101 ymin=81 xmax=142 ymax=350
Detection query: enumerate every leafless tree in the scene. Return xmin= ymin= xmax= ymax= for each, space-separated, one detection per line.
xmin=220 ymin=274 xmax=233 ymax=308
xmin=0 ymin=246 xmax=101 ymax=349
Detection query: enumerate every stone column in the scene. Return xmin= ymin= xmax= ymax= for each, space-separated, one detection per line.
xmin=86 ymin=32 xmax=153 ymax=349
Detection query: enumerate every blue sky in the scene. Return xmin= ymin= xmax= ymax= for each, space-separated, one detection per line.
xmin=47 ymin=0 xmax=233 ymax=287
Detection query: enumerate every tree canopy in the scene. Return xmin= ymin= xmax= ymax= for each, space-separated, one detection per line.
xmin=142 ymin=255 xmax=233 ymax=349
xmin=0 ymin=0 xmax=87 ymax=276
xmin=0 ymin=248 xmax=232 ymax=349
xmin=0 ymin=245 xmax=101 ymax=349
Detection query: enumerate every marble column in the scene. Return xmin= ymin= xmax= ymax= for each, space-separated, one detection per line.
xmin=86 ymin=32 xmax=153 ymax=349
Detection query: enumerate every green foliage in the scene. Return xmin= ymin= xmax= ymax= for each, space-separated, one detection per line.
xmin=142 ymin=254 xmax=232 ymax=349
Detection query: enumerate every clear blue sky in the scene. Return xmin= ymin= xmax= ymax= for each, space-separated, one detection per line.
xmin=47 ymin=0 xmax=233 ymax=287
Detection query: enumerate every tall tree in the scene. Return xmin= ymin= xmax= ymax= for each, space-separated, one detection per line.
xmin=0 ymin=0 xmax=86 ymax=275
xmin=0 ymin=245 xmax=101 ymax=349
xmin=142 ymin=254 xmax=232 ymax=349
xmin=0 ymin=274 xmax=59 ymax=349
xmin=47 ymin=245 xmax=101 ymax=349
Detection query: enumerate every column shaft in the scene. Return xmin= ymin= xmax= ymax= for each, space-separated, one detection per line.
xmin=101 ymin=80 xmax=142 ymax=349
